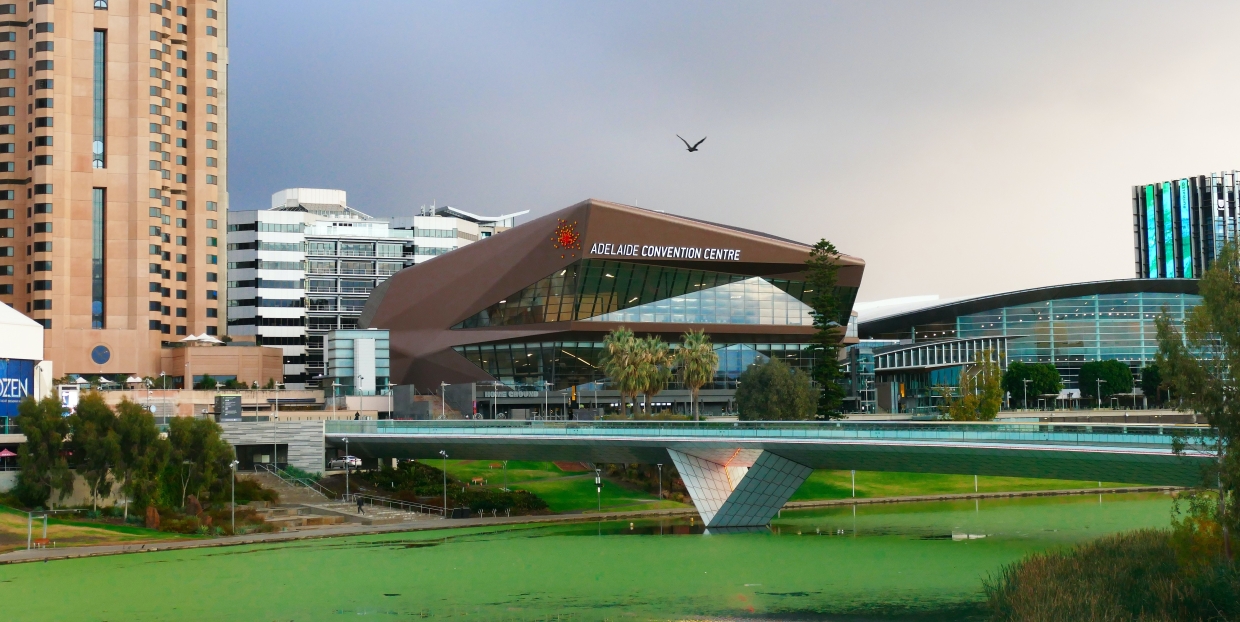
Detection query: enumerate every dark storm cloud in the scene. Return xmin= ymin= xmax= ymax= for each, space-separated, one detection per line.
xmin=227 ymin=1 xmax=1240 ymax=301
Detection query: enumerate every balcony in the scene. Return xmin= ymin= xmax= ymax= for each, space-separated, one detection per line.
xmin=307 ymin=286 xmax=336 ymax=293
xmin=339 ymin=286 xmax=373 ymax=294
xmin=339 ymin=268 xmax=374 ymax=275
xmin=339 ymin=250 xmax=374 ymax=257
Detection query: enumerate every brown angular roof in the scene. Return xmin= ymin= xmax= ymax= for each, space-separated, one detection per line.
xmin=362 ymin=199 xmax=864 ymax=389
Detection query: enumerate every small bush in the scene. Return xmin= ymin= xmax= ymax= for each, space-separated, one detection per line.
xmin=985 ymin=529 xmax=1240 ymax=621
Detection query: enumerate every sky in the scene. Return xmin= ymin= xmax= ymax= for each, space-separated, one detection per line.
xmin=227 ymin=1 xmax=1240 ymax=303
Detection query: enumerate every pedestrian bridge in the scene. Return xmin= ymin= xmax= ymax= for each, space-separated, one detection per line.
xmin=324 ymin=420 xmax=1213 ymax=529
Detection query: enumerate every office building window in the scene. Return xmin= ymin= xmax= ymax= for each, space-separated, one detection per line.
xmin=91 ymin=188 xmax=105 ymax=328
xmin=93 ymin=30 xmax=105 ymax=168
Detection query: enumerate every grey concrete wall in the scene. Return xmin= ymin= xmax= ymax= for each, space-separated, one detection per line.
xmin=219 ymin=421 xmax=325 ymax=473
xmin=0 ymin=471 xmax=14 ymax=493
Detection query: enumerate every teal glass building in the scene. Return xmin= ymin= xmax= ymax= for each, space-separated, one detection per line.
xmin=858 ymin=279 xmax=1199 ymax=413
xmin=1133 ymin=171 xmax=1240 ymax=279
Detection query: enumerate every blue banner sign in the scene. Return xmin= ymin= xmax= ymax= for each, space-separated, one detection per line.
xmin=0 ymin=358 xmax=34 ymax=418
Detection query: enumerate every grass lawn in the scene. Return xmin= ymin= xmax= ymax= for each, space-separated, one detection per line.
xmin=789 ymin=470 xmax=1140 ymax=502
xmin=0 ymin=504 xmax=185 ymax=554
xmin=430 ymin=460 xmax=1143 ymax=514
xmin=432 ymin=460 xmax=689 ymax=513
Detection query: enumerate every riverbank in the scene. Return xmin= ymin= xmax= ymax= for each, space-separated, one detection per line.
xmin=0 ymin=485 xmax=1176 ymax=564
xmin=0 ymin=492 xmax=1178 ymax=621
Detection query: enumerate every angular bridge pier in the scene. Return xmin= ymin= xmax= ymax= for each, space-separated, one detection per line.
xmin=666 ymin=448 xmax=812 ymax=528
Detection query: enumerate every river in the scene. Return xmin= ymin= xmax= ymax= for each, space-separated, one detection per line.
xmin=0 ymin=491 xmax=1176 ymax=621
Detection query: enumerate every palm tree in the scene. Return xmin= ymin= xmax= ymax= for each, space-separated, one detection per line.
xmin=677 ymin=330 xmax=719 ymax=421
xmin=600 ymin=327 xmax=641 ymax=417
xmin=637 ymin=336 xmax=673 ymax=415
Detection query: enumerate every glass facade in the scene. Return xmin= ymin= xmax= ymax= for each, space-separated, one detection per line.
xmin=91 ymin=188 xmax=105 ymax=329
xmin=1132 ymin=171 xmax=1240 ymax=279
xmin=588 ymin=276 xmax=813 ymax=325
xmin=867 ymin=291 xmax=1200 ymax=390
xmin=455 ymin=340 xmax=816 ymax=391
xmin=454 ymin=259 xmax=855 ymax=329
xmin=92 ymin=30 xmax=105 ymax=169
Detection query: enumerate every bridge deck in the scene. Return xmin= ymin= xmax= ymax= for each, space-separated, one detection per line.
xmin=324 ymin=420 xmax=1216 ymax=487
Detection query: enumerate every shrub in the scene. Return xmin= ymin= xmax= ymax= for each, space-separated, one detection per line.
xmin=985 ymin=529 xmax=1240 ymax=621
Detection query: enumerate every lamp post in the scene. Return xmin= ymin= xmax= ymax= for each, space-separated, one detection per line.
xmin=1096 ymin=378 xmax=1106 ymax=409
xmin=331 ymin=380 xmax=340 ymax=418
xmin=439 ymin=450 xmax=448 ymax=517
xmin=543 ymin=381 xmax=550 ymax=420
xmin=342 ymin=437 xmax=350 ymax=497
xmin=492 ymin=381 xmax=500 ymax=420
xmin=440 ymin=381 xmax=446 ymax=420
xmin=1022 ymin=378 xmax=1031 ymax=411
xmin=595 ymin=468 xmax=602 ymax=512
xmin=274 ymin=382 xmax=283 ymax=421
xmin=657 ymin=463 xmax=663 ymax=501
xmin=229 ymin=459 xmax=238 ymax=534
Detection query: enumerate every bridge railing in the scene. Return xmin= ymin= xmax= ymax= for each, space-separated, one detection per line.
xmin=324 ymin=419 xmax=1216 ymax=451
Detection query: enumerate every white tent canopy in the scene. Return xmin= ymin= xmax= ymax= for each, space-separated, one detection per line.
xmin=0 ymin=303 xmax=43 ymax=361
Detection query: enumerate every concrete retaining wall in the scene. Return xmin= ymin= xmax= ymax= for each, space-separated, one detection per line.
xmin=219 ymin=421 xmax=325 ymax=473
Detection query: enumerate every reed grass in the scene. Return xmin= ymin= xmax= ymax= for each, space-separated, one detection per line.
xmin=985 ymin=529 xmax=1240 ymax=621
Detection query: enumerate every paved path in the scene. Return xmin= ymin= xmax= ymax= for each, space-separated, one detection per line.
xmin=0 ymin=486 xmax=1176 ymax=565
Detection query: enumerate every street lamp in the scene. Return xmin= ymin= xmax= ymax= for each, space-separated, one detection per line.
xmin=342 ymin=437 xmax=350 ymax=497
xmin=439 ymin=450 xmax=448 ymax=517
xmin=331 ymin=380 xmax=340 ymax=418
xmin=1022 ymin=378 xmax=1031 ymax=411
xmin=229 ymin=459 xmax=239 ymax=534
xmin=1096 ymin=378 xmax=1106 ymax=409
xmin=543 ymin=380 xmax=551 ymax=420
xmin=595 ymin=468 xmax=602 ymax=512
xmin=492 ymin=381 xmax=501 ymax=420
xmin=657 ymin=463 xmax=663 ymax=502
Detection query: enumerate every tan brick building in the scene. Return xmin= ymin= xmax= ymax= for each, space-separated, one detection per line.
xmin=0 ymin=0 xmax=228 ymax=377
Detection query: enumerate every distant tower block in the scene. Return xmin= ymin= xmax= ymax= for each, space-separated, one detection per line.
xmin=667 ymin=448 xmax=812 ymax=528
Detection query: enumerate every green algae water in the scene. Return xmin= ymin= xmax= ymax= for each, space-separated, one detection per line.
xmin=0 ymin=492 xmax=1175 ymax=621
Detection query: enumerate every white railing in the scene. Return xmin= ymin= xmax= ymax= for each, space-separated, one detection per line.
xmin=254 ymin=464 xmax=336 ymax=500
xmin=343 ymin=492 xmax=444 ymax=517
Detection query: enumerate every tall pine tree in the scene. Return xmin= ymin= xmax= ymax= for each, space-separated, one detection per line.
xmin=807 ymin=239 xmax=847 ymax=419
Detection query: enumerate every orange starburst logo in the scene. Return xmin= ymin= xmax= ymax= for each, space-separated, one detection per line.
xmin=552 ymin=219 xmax=581 ymax=258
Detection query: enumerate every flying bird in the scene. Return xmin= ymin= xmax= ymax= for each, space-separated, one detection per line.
xmin=677 ymin=135 xmax=706 ymax=152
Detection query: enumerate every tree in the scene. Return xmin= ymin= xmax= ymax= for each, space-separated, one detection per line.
xmin=1141 ymin=363 xmax=1165 ymax=405
xmin=13 ymin=396 xmax=73 ymax=507
xmin=735 ymin=357 xmax=817 ymax=421
xmin=940 ymin=348 xmax=1004 ymax=421
xmin=167 ymin=416 xmax=232 ymax=507
xmin=636 ymin=336 xmax=673 ymax=415
xmin=195 ymin=374 xmax=217 ymax=390
xmin=600 ymin=328 xmax=641 ymax=417
xmin=1079 ymin=360 xmax=1133 ymax=404
xmin=676 ymin=330 xmax=719 ymax=421
xmin=114 ymin=399 xmax=170 ymax=511
xmin=264 ymin=378 xmax=276 ymax=390
xmin=806 ymin=239 xmax=848 ymax=419
xmin=1155 ymin=241 xmax=1240 ymax=559
xmin=1002 ymin=361 xmax=1062 ymax=408
xmin=69 ymin=393 xmax=121 ymax=512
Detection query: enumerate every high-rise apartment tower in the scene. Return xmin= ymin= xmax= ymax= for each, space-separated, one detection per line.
xmin=1132 ymin=171 xmax=1240 ymax=279
xmin=0 ymin=0 xmax=228 ymax=376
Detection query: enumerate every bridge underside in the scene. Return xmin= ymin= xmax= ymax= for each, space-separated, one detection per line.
xmin=329 ymin=435 xmax=1207 ymax=526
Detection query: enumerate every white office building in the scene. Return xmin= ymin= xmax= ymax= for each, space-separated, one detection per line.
xmin=226 ymin=189 xmax=526 ymax=388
